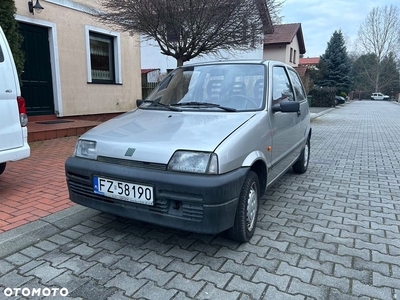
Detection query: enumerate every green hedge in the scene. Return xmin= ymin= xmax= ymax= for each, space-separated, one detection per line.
xmin=308 ymin=87 xmax=337 ymax=107
xmin=0 ymin=0 xmax=25 ymax=83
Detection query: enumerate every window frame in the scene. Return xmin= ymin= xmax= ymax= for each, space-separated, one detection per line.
xmin=288 ymin=69 xmax=306 ymax=101
xmin=272 ymin=66 xmax=295 ymax=104
xmin=85 ymin=25 xmax=122 ymax=84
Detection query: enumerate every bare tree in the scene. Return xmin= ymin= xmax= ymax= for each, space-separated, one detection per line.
xmin=95 ymin=0 xmax=284 ymax=66
xmin=357 ymin=5 xmax=400 ymax=92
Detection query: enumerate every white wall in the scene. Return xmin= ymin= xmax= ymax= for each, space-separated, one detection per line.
xmin=141 ymin=37 xmax=264 ymax=75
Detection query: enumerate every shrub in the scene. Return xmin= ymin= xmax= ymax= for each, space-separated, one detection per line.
xmin=308 ymin=87 xmax=337 ymax=107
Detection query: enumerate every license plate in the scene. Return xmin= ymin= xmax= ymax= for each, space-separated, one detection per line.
xmin=93 ymin=176 xmax=154 ymax=205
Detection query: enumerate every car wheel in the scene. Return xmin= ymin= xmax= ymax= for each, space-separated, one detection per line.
xmin=226 ymin=170 xmax=259 ymax=242
xmin=0 ymin=162 xmax=6 ymax=175
xmin=293 ymin=138 xmax=310 ymax=174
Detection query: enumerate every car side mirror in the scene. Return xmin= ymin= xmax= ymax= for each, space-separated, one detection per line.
xmin=136 ymin=99 xmax=143 ymax=107
xmin=272 ymin=101 xmax=300 ymax=113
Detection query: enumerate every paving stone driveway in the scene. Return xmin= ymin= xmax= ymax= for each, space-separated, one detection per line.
xmin=0 ymin=101 xmax=399 ymax=299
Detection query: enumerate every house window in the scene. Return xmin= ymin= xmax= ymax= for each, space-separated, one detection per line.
xmin=290 ymin=48 xmax=293 ymax=63
xmin=89 ymin=32 xmax=114 ymax=82
xmin=85 ymin=25 xmax=122 ymax=84
xmin=293 ymin=50 xmax=297 ymax=64
xmin=166 ymin=25 xmax=179 ymax=42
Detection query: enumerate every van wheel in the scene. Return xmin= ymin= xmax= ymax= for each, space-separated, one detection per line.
xmin=293 ymin=138 xmax=310 ymax=174
xmin=226 ymin=170 xmax=259 ymax=242
xmin=0 ymin=163 xmax=6 ymax=175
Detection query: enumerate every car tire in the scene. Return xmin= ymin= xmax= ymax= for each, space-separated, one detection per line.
xmin=0 ymin=162 xmax=6 ymax=175
xmin=293 ymin=138 xmax=310 ymax=174
xmin=226 ymin=170 xmax=260 ymax=242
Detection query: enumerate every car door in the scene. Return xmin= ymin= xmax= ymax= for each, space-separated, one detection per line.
xmin=0 ymin=27 xmax=23 ymax=153
xmin=267 ymin=64 xmax=302 ymax=182
xmin=288 ymin=67 xmax=309 ymax=146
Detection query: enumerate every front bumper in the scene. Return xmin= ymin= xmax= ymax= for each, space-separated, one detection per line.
xmin=65 ymin=156 xmax=249 ymax=234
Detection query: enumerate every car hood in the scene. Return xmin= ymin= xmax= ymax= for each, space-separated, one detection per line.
xmin=82 ymin=109 xmax=255 ymax=164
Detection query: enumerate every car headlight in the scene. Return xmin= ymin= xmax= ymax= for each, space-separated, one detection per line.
xmin=74 ymin=140 xmax=97 ymax=160
xmin=168 ymin=151 xmax=218 ymax=174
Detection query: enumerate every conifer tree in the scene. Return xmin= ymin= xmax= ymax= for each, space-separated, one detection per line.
xmin=0 ymin=0 xmax=25 ymax=79
xmin=317 ymin=30 xmax=351 ymax=92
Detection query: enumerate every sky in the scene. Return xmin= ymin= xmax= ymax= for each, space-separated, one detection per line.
xmin=280 ymin=0 xmax=398 ymax=58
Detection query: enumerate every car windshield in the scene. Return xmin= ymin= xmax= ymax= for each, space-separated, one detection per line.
xmin=142 ymin=64 xmax=266 ymax=112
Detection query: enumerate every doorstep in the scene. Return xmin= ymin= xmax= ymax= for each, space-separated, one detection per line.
xmin=27 ymin=118 xmax=101 ymax=142
xmin=27 ymin=113 xmax=121 ymax=142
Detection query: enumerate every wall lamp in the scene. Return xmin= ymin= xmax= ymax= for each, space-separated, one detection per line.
xmin=28 ymin=0 xmax=44 ymax=15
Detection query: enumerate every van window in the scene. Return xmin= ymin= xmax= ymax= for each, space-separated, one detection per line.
xmin=0 ymin=45 xmax=4 ymax=62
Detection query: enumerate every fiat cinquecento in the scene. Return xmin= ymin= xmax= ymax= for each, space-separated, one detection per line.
xmin=65 ymin=60 xmax=311 ymax=242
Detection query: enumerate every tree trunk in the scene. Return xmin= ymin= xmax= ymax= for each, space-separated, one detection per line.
xmin=176 ymin=58 xmax=184 ymax=67
xmin=374 ymin=60 xmax=380 ymax=92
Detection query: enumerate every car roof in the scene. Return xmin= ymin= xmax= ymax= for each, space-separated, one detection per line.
xmin=182 ymin=59 xmax=287 ymax=68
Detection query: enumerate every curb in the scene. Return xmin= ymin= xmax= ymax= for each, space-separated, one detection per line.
xmin=310 ymin=107 xmax=336 ymax=121
xmin=0 ymin=205 xmax=100 ymax=258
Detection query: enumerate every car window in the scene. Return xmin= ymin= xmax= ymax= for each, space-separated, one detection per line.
xmin=145 ymin=64 xmax=265 ymax=111
xmin=272 ymin=66 xmax=294 ymax=104
xmin=288 ymin=69 xmax=306 ymax=101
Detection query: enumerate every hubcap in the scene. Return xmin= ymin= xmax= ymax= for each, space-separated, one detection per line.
xmin=246 ymin=182 xmax=258 ymax=231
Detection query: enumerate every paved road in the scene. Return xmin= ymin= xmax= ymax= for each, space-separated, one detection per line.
xmin=0 ymin=101 xmax=399 ymax=299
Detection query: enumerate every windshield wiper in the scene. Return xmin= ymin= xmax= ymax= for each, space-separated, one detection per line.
xmin=137 ymin=99 xmax=182 ymax=111
xmin=171 ymin=102 xmax=236 ymax=112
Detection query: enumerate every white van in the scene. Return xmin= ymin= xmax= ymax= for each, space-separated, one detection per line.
xmin=0 ymin=26 xmax=30 ymax=175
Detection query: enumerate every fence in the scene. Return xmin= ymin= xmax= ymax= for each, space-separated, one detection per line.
xmin=141 ymin=82 xmax=158 ymax=99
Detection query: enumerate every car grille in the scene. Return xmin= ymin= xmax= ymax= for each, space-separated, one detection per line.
xmin=97 ymin=156 xmax=167 ymax=171
xmin=67 ymin=173 xmax=203 ymax=221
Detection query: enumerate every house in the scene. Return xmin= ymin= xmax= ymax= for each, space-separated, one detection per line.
xmin=294 ymin=66 xmax=311 ymax=94
xmin=142 ymin=21 xmax=307 ymax=77
xmin=298 ymin=57 xmax=320 ymax=93
xmin=299 ymin=57 xmax=319 ymax=68
xmin=13 ymin=0 xmax=142 ymax=118
xmin=263 ymin=23 xmax=306 ymax=67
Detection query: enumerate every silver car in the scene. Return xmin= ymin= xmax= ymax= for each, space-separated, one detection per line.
xmin=65 ymin=60 xmax=311 ymax=242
